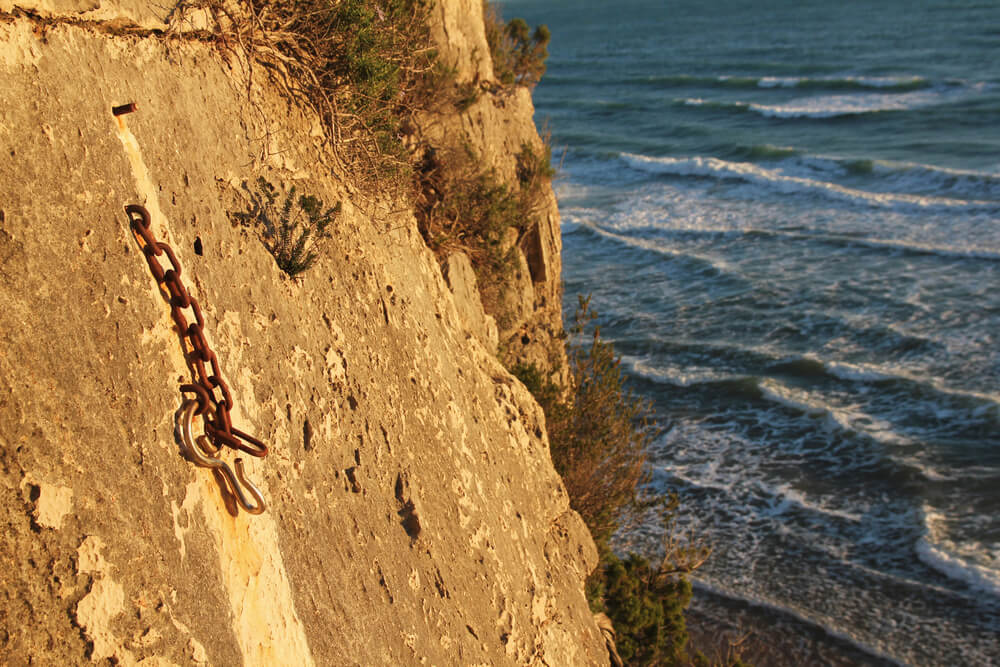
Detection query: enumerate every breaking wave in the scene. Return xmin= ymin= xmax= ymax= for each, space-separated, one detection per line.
xmin=621 ymin=153 xmax=1000 ymax=214
xmin=680 ymin=82 xmax=988 ymax=118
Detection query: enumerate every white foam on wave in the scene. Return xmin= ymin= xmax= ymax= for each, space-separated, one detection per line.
xmin=863 ymin=158 xmax=1000 ymax=196
xmin=659 ymin=467 xmax=739 ymax=496
xmin=621 ymin=153 xmax=999 ymax=212
xmin=784 ymin=153 xmax=1000 ymax=203
xmin=825 ymin=360 xmax=898 ymax=382
xmin=573 ymin=216 xmax=741 ymax=275
xmin=756 ymin=76 xmax=801 ymax=88
xmin=753 ymin=90 xmax=936 ymax=117
xmin=758 ymin=378 xmax=912 ymax=447
xmin=761 ymin=83 xmax=985 ymax=118
xmin=762 ymin=482 xmax=864 ymax=523
xmin=822 ymin=234 xmax=1000 ymax=261
xmin=755 ymin=74 xmax=927 ymax=89
xmin=655 ymin=438 xmax=870 ymax=527
xmin=682 ymin=97 xmax=748 ymax=110
xmin=847 ymin=75 xmax=927 ymax=89
xmin=758 ymin=378 xmax=828 ymax=416
xmin=624 ymin=355 xmax=731 ymax=387
xmin=896 ymin=457 xmax=955 ymax=482
xmin=918 ymin=507 xmax=1000 ymax=598
xmin=624 ymin=332 xmax=1000 ymax=424
xmin=683 ymin=81 xmax=987 ymax=118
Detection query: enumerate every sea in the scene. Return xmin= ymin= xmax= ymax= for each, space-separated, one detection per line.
xmin=498 ymin=0 xmax=1000 ymax=664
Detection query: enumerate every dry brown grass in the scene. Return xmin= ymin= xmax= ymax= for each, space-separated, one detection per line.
xmin=169 ymin=0 xmax=446 ymax=186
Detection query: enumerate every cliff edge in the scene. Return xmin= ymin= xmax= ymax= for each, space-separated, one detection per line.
xmin=0 ymin=0 xmax=606 ymax=664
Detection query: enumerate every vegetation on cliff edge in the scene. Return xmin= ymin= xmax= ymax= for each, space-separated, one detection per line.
xmin=513 ymin=298 xmax=748 ymax=666
xmin=483 ymin=1 xmax=551 ymax=87
xmin=413 ymin=139 xmax=553 ymax=324
xmin=174 ymin=0 xmax=745 ymax=661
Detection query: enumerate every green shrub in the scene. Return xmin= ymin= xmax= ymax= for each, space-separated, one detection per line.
xmin=515 ymin=140 xmax=556 ymax=190
xmin=240 ymin=0 xmax=439 ymax=176
xmin=454 ymin=80 xmax=481 ymax=111
xmin=511 ymin=298 xmax=730 ymax=666
xmin=602 ymin=551 xmax=693 ymax=666
xmin=413 ymin=137 xmax=556 ymax=320
xmin=483 ymin=2 xmax=550 ymax=87
xmin=235 ymin=178 xmax=340 ymax=277
xmin=414 ymin=147 xmax=523 ymax=279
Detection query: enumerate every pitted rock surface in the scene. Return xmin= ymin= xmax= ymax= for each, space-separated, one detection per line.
xmin=0 ymin=4 xmax=605 ymax=665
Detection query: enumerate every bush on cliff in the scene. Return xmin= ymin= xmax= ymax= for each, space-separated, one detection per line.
xmin=601 ymin=551 xmax=693 ymax=665
xmin=208 ymin=0 xmax=444 ymax=178
xmin=483 ymin=2 xmax=551 ymax=87
xmin=413 ymin=146 xmax=524 ymax=290
xmin=512 ymin=298 xmax=721 ymax=666
xmin=413 ymin=139 xmax=555 ymax=324
xmin=518 ymin=296 xmax=652 ymax=544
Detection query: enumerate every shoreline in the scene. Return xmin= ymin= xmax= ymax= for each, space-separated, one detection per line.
xmin=687 ymin=586 xmax=899 ymax=667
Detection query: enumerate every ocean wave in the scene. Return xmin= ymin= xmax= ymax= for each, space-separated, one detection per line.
xmin=826 ymin=235 xmax=1000 ymax=261
xmin=624 ymin=356 xmax=732 ymax=387
xmin=896 ymin=456 xmax=956 ymax=482
xmin=630 ymin=73 xmax=930 ymax=92
xmin=757 ymin=75 xmax=929 ymax=91
xmin=732 ymin=143 xmax=802 ymax=161
xmin=918 ymin=508 xmax=1000 ymax=597
xmin=762 ymin=482 xmax=863 ymax=523
xmin=620 ymin=153 xmax=1000 ymax=214
xmin=840 ymin=157 xmax=1000 ymax=188
xmin=656 ymin=468 xmax=865 ymax=525
xmin=566 ymin=209 xmax=1000 ymax=261
xmin=573 ymin=218 xmax=743 ymax=277
xmin=755 ymin=378 xmax=900 ymax=442
xmin=766 ymin=356 xmax=898 ymax=383
xmin=825 ymin=361 xmax=899 ymax=382
xmin=630 ymin=350 xmax=998 ymax=461
xmin=582 ymin=142 xmax=1000 ymax=201
xmin=751 ymin=90 xmax=947 ymax=118
xmin=681 ymin=82 xmax=987 ymax=119
xmin=629 ymin=356 xmax=910 ymax=446
xmin=626 ymin=340 xmax=999 ymax=407
xmin=785 ymin=153 xmax=1000 ymax=200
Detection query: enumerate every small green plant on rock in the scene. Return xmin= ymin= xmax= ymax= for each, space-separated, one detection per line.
xmin=515 ymin=140 xmax=556 ymax=190
xmin=235 ymin=178 xmax=341 ymax=278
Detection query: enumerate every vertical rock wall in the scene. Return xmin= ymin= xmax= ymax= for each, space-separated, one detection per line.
xmin=0 ymin=2 xmax=605 ymax=664
xmin=418 ymin=1 xmax=569 ymax=377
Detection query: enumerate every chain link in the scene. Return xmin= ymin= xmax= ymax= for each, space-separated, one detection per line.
xmin=126 ymin=204 xmax=268 ymax=514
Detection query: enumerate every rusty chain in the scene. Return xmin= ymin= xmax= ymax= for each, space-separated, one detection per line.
xmin=125 ymin=204 xmax=267 ymax=514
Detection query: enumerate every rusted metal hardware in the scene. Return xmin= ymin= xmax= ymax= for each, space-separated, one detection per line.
xmin=126 ymin=203 xmax=268 ymax=514
xmin=181 ymin=401 xmax=265 ymax=515
xmin=126 ymin=204 xmax=267 ymax=457
xmin=112 ymin=102 xmax=138 ymax=116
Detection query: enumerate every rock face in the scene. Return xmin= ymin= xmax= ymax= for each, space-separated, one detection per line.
xmin=417 ymin=4 xmax=568 ymax=379
xmin=0 ymin=3 xmax=605 ymax=665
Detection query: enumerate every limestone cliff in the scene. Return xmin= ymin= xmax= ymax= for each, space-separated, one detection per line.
xmin=420 ymin=0 xmax=567 ymax=378
xmin=0 ymin=1 xmax=606 ymax=664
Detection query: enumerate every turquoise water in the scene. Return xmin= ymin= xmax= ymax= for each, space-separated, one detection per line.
xmin=500 ymin=0 xmax=1000 ymax=664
